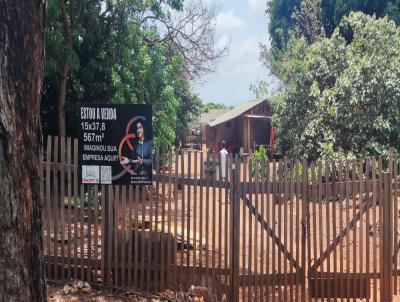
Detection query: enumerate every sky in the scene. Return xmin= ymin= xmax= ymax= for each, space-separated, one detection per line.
xmin=193 ymin=0 xmax=272 ymax=107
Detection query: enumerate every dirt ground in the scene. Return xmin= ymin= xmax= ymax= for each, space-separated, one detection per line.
xmin=47 ymin=280 xmax=400 ymax=302
xmin=47 ymin=280 xmax=215 ymax=302
xmin=48 ymin=283 xmax=124 ymax=302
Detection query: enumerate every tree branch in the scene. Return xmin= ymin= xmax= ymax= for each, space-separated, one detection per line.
xmin=140 ymin=1 xmax=227 ymax=79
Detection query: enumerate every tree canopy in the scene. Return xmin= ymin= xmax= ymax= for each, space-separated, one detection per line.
xmin=200 ymin=102 xmax=229 ymax=113
xmin=267 ymin=0 xmax=400 ymax=51
xmin=271 ymin=13 xmax=400 ymax=160
xmin=43 ymin=0 xmax=224 ymax=148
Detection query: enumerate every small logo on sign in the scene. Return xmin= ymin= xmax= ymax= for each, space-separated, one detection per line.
xmin=82 ymin=165 xmax=99 ymax=183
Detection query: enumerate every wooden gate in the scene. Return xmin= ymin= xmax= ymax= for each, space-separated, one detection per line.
xmin=231 ymin=157 xmax=397 ymax=302
xmin=231 ymin=158 xmax=307 ymax=302
xmin=306 ymin=159 xmax=395 ymax=302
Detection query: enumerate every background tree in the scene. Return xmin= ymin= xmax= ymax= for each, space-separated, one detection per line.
xmin=267 ymin=0 xmax=400 ymax=51
xmin=141 ymin=1 xmax=226 ymax=79
xmin=292 ymin=0 xmax=324 ymax=43
xmin=200 ymin=101 xmax=229 ymax=113
xmin=267 ymin=0 xmax=300 ymax=51
xmin=174 ymin=79 xmax=202 ymax=143
xmin=45 ymin=0 xmax=117 ymax=138
xmin=271 ymin=13 xmax=400 ymax=160
xmin=0 ymin=1 xmax=47 ymax=301
xmin=43 ymin=0 xmax=225 ymax=148
xmin=262 ymin=0 xmax=324 ymax=80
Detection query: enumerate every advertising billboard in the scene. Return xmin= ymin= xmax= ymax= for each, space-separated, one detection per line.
xmin=78 ymin=103 xmax=152 ymax=185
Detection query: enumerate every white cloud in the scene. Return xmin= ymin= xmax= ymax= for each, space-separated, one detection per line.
xmin=231 ymin=35 xmax=269 ymax=59
xmin=202 ymin=0 xmax=227 ymax=5
xmin=194 ymin=4 xmax=272 ymax=105
xmin=248 ymin=0 xmax=267 ymax=11
xmin=216 ymin=11 xmax=244 ymax=31
xmin=196 ymin=35 xmax=270 ymax=101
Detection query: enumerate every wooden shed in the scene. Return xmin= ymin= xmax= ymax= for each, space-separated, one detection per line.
xmin=185 ymin=108 xmax=230 ymax=149
xmin=205 ymin=99 xmax=272 ymax=153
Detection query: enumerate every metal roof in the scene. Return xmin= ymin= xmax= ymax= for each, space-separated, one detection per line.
xmin=208 ymin=99 xmax=267 ymax=127
xmin=196 ymin=108 xmax=230 ymax=124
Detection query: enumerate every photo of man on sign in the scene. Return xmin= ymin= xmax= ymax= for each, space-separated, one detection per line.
xmin=120 ymin=118 xmax=152 ymax=177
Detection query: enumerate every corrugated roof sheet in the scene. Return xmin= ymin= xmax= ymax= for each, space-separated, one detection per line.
xmin=196 ymin=108 xmax=230 ymax=124
xmin=208 ymin=99 xmax=266 ymax=127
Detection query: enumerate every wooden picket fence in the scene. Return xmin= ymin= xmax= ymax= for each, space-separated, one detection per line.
xmin=40 ymin=136 xmax=400 ymax=301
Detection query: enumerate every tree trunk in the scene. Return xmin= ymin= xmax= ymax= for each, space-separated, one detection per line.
xmin=0 ymin=1 xmax=47 ymax=301
xmin=57 ymin=58 xmax=68 ymax=138
xmin=58 ymin=0 xmax=72 ymax=138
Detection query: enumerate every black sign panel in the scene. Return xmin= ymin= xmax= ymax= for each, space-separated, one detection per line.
xmin=78 ymin=103 xmax=152 ymax=185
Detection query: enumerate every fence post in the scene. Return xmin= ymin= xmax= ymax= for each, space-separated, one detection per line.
xmin=230 ymin=155 xmax=240 ymax=302
xmin=301 ymin=159 xmax=308 ymax=302
xmin=382 ymin=172 xmax=393 ymax=301
xmin=103 ymin=185 xmax=110 ymax=286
